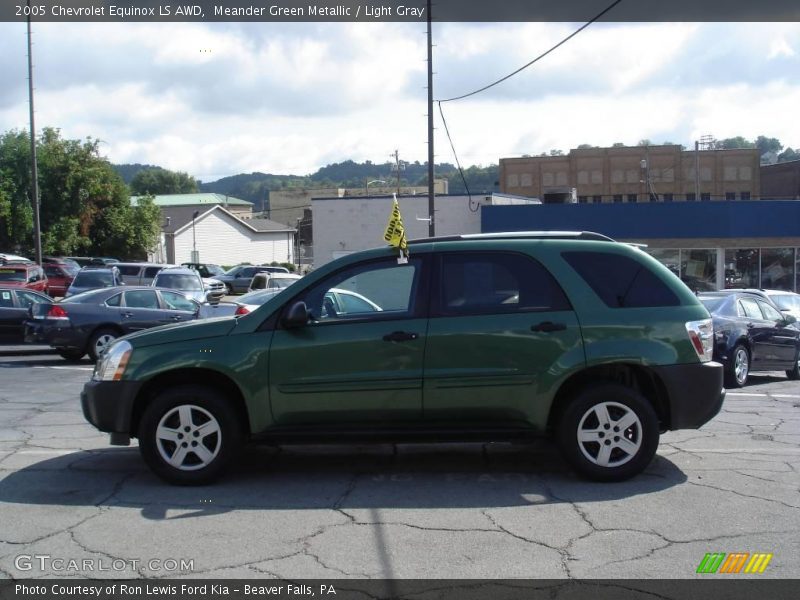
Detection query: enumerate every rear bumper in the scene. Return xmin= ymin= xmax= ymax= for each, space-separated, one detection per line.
xmin=652 ymin=362 xmax=726 ymax=430
xmin=81 ymin=379 xmax=142 ymax=434
xmin=24 ymin=320 xmax=82 ymax=350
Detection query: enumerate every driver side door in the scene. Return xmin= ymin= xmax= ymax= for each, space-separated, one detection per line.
xmin=268 ymin=256 xmax=428 ymax=426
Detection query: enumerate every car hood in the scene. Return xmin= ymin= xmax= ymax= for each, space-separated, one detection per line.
xmin=122 ymin=316 xmax=238 ymax=348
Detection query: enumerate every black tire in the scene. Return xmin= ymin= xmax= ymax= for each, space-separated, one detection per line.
xmin=58 ymin=349 xmax=85 ymax=361
xmin=724 ymin=344 xmax=750 ymax=388
xmin=225 ymin=283 xmax=234 ymax=296
xmin=138 ymin=386 xmax=243 ymax=485
xmin=786 ymin=352 xmax=800 ymax=380
xmin=556 ymin=383 xmax=660 ymax=482
xmin=87 ymin=328 xmax=119 ymax=362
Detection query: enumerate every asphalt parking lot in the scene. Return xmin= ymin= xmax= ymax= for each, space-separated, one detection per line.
xmin=0 ymin=351 xmax=798 ymax=580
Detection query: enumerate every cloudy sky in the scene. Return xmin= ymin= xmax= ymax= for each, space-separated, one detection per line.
xmin=0 ymin=20 xmax=798 ymax=181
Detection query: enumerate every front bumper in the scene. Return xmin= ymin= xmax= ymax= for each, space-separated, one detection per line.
xmin=652 ymin=361 xmax=726 ymax=430
xmin=81 ymin=379 xmax=142 ymax=435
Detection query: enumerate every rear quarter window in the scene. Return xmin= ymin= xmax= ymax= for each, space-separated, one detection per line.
xmin=562 ymin=251 xmax=681 ymax=308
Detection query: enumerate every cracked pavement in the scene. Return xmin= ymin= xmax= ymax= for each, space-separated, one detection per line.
xmin=0 ymin=354 xmax=798 ymax=579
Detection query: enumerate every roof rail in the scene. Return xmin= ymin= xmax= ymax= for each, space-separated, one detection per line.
xmin=408 ymin=231 xmax=615 ymax=245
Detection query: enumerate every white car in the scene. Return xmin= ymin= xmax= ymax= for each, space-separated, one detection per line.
xmin=762 ymin=290 xmax=800 ymax=320
xmin=247 ymin=272 xmax=302 ymax=293
xmin=234 ymin=287 xmax=381 ymax=316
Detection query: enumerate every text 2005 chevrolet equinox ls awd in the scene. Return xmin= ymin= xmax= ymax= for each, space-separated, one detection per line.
xmin=82 ymin=232 xmax=725 ymax=484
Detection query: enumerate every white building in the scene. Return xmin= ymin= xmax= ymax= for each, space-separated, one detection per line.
xmin=311 ymin=193 xmax=538 ymax=268
xmin=155 ymin=205 xmax=296 ymax=266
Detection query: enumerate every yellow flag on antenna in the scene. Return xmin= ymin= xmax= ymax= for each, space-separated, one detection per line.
xmin=383 ymin=194 xmax=409 ymax=261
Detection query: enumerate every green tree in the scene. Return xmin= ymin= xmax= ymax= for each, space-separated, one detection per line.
xmin=0 ymin=130 xmax=35 ymax=253
xmin=778 ymin=147 xmax=800 ymax=162
xmin=755 ymin=136 xmax=782 ymax=156
xmin=0 ymin=127 xmax=161 ymax=259
xmin=130 ymin=166 xmax=199 ymax=195
xmin=714 ymin=136 xmax=755 ymax=150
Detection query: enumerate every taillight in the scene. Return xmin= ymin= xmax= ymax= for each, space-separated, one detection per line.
xmin=685 ymin=319 xmax=714 ymax=362
xmin=235 ymin=305 xmax=250 ymax=315
xmin=47 ymin=305 xmax=69 ymax=320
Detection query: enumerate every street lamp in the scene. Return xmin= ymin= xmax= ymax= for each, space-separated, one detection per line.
xmin=191 ymin=210 xmax=200 ymax=263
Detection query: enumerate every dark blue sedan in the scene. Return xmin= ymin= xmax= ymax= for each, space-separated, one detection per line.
xmin=699 ymin=291 xmax=800 ymax=387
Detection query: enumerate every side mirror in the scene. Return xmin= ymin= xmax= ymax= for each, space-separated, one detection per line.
xmin=282 ymin=301 xmax=310 ymax=329
xmin=784 ymin=314 xmax=797 ymax=325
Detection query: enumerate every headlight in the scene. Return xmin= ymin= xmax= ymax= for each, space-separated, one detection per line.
xmin=93 ymin=340 xmax=132 ymax=381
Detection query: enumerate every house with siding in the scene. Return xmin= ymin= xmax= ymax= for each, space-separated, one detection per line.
xmin=152 ymin=204 xmax=295 ymax=266
xmin=132 ymin=193 xmax=295 ymax=265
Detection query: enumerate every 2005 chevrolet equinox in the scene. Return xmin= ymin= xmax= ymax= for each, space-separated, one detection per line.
xmin=82 ymin=232 xmax=725 ymax=485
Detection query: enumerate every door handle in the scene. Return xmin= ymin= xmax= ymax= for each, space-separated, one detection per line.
xmin=122 ymin=312 xmax=133 ymax=318
xmin=747 ymin=323 xmax=755 ymax=329
xmin=171 ymin=315 xmax=182 ymax=321
xmin=531 ymin=321 xmax=567 ymax=332
xmin=382 ymin=331 xmax=419 ymax=342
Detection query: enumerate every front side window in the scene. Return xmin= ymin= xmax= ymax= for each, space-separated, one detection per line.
xmin=758 ymin=300 xmax=783 ymax=322
xmin=124 ymin=290 xmax=160 ymax=309
xmin=437 ymin=252 xmax=570 ymax=316
xmin=161 ymin=291 xmax=197 ymax=312
xmin=294 ymin=258 xmax=420 ymax=323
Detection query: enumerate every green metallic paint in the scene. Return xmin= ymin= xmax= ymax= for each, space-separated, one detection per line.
xmin=113 ymin=236 xmax=716 ymax=438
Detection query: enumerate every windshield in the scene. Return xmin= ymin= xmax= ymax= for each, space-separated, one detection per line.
xmin=0 ymin=269 xmax=26 ymax=282
xmin=72 ymin=271 xmax=113 ymax=287
xmin=155 ymin=274 xmax=202 ymax=291
xmin=206 ymin=265 xmax=225 ymax=276
xmin=770 ymin=294 xmax=799 ymax=311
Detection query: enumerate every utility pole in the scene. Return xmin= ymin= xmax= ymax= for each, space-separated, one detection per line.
xmin=426 ymin=0 xmax=435 ymax=236
xmin=391 ymin=149 xmax=405 ymax=196
xmin=26 ymin=2 xmax=42 ymax=265
xmin=694 ymin=141 xmax=700 ymax=202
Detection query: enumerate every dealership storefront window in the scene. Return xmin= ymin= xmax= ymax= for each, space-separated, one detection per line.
xmin=648 ymin=248 xmax=799 ymax=292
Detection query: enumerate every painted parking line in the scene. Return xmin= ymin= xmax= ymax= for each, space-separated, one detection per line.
xmin=727 ymin=392 xmax=800 ymax=398
xmin=32 ymin=365 xmax=93 ymax=371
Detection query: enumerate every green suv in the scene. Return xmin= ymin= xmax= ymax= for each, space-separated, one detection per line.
xmin=82 ymin=232 xmax=724 ymax=484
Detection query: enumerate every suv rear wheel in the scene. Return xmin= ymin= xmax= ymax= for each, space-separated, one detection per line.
xmin=138 ymin=386 xmax=243 ymax=485
xmin=556 ymin=384 xmax=659 ymax=482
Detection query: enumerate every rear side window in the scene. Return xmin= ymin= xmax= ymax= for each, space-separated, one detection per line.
xmin=563 ymin=251 xmax=680 ymax=308
xmin=117 ymin=265 xmax=141 ymax=276
xmin=144 ymin=267 xmax=163 ymax=278
xmin=437 ymin=252 xmax=571 ymax=316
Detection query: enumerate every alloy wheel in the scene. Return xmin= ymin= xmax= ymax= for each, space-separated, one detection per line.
xmin=576 ymin=401 xmax=643 ymax=468
xmin=155 ymin=404 xmax=222 ymax=471
xmin=734 ymin=347 xmax=749 ymax=385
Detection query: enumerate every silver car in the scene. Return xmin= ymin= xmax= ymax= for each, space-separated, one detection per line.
xmin=151 ymin=267 xmax=208 ymax=303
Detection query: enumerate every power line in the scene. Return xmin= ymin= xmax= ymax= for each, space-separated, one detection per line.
xmin=438 ymin=102 xmax=479 ymax=212
xmin=437 ymin=0 xmax=623 ymax=103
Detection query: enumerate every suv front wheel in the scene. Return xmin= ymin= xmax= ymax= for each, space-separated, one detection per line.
xmin=556 ymin=384 xmax=659 ymax=482
xmin=138 ymin=386 xmax=243 ymax=485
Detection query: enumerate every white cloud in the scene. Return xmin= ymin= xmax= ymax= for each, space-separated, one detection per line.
xmin=0 ymin=21 xmax=799 ymax=178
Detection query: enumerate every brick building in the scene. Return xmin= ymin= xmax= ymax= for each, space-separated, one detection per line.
xmin=500 ymin=145 xmax=760 ymax=203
